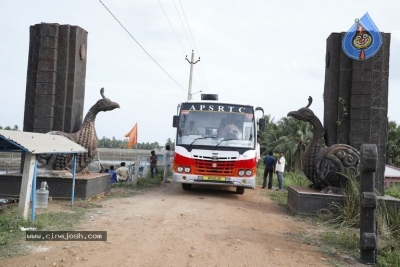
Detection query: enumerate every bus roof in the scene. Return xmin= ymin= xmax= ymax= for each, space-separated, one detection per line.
xmin=180 ymin=99 xmax=255 ymax=108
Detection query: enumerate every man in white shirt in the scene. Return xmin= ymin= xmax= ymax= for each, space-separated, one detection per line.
xmin=256 ymin=136 xmax=261 ymax=164
xmin=275 ymin=152 xmax=285 ymax=191
xmin=163 ymin=145 xmax=174 ymax=183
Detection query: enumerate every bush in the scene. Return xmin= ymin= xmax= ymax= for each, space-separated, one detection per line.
xmin=386 ymin=185 xmax=400 ymax=199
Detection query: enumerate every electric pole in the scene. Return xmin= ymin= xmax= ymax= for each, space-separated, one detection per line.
xmin=185 ymin=50 xmax=200 ymax=101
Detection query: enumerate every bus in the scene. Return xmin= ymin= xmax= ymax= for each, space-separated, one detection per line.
xmin=172 ymin=94 xmax=265 ymax=194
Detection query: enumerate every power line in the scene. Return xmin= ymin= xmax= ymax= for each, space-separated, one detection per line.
xmin=98 ymin=0 xmax=186 ymax=92
xmin=178 ymin=0 xmax=208 ymax=91
xmin=173 ymin=0 xmax=193 ymax=49
xmin=178 ymin=0 xmax=200 ymax=58
xmin=158 ymin=0 xmax=187 ymax=55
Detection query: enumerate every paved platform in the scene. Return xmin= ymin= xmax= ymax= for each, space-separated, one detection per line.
xmin=287 ymin=185 xmax=344 ymax=216
xmin=0 ymin=172 xmax=111 ymax=199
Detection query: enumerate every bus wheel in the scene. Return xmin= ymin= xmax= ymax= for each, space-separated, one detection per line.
xmin=182 ymin=184 xmax=192 ymax=190
xmin=236 ymin=187 xmax=245 ymax=194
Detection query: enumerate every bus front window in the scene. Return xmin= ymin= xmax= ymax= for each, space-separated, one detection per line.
xmin=176 ymin=107 xmax=255 ymax=149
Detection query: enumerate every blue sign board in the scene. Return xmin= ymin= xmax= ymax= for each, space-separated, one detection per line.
xmin=342 ymin=12 xmax=382 ymax=61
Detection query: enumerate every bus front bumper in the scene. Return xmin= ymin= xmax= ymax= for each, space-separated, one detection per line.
xmin=172 ymin=173 xmax=255 ymax=189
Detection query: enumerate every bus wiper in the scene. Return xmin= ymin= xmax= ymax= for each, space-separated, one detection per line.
xmin=212 ymin=138 xmax=234 ymax=150
xmin=187 ymin=137 xmax=209 ymax=150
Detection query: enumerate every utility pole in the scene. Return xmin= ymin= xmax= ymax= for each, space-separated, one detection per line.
xmin=185 ymin=50 xmax=200 ymax=101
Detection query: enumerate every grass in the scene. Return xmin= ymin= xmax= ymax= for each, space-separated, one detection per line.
xmin=256 ymin=164 xmax=310 ymax=189
xmin=0 ymin=205 xmax=86 ymax=259
xmin=386 ymin=184 xmax=400 ymax=198
xmin=319 ymin=229 xmax=360 ymax=258
xmin=317 ymin=169 xmax=361 ymax=228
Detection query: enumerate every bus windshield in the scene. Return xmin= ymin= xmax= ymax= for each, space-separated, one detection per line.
xmin=176 ymin=103 xmax=256 ymax=149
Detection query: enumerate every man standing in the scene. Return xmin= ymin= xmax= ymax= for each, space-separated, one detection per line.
xmin=116 ymin=162 xmax=130 ymax=182
xmin=263 ymin=151 xmax=276 ymax=189
xmin=149 ymin=150 xmax=158 ymax=178
xmin=276 ymin=152 xmax=286 ymax=191
xmin=163 ymin=145 xmax=174 ymax=183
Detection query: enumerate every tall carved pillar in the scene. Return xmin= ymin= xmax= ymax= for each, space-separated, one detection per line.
xmin=323 ymin=32 xmax=390 ymax=195
xmin=23 ymin=23 xmax=87 ymax=134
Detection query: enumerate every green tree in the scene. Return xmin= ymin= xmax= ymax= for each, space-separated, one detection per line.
xmin=0 ymin=125 xmax=20 ymax=131
xmin=259 ymin=116 xmax=313 ymax=172
xmin=386 ymin=121 xmax=400 ymax=167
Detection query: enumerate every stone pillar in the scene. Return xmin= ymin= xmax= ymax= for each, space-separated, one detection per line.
xmin=23 ymin=23 xmax=88 ymax=134
xmin=359 ymin=144 xmax=378 ymax=265
xmin=323 ymin=32 xmax=390 ymax=195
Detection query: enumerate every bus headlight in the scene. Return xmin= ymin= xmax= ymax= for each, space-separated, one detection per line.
xmin=238 ymin=170 xmax=245 ymax=176
xmin=177 ymin=166 xmax=183 ymax=172
xmin=184 ymin=167 xmax=191 ymax=173
xmin=245 ymin=170 xmax=252 ymax=176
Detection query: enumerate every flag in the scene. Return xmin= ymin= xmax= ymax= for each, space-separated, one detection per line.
xmin=125 ymin=123 xmax=138 ymax=148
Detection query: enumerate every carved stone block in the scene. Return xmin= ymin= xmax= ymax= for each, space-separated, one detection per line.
xmin=324 ymin=32 xmax=390 ymax=195
xmin=23 ymin=23 xmax=88 ymax=134
xmin=361 ymin=192 xmax=377 ymax=209
xmin=361 ymin=232 xmax=377 ymax=250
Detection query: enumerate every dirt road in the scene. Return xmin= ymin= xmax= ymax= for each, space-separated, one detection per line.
xmin=3 ymin=182 xmax=334 ymax=267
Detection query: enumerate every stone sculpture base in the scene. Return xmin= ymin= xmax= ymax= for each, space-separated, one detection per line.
xmin=287 ymin=185 xmax=344 ymax=216
xmin=0 ymin=172 xmax=110 ymax=199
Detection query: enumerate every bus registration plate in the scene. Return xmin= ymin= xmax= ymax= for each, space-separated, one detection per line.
xmin=203 ymin=176 xmax=225 ymax=181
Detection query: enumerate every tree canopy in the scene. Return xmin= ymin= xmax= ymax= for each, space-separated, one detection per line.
xmin=259 ymin=116 xmax=400 ymax=171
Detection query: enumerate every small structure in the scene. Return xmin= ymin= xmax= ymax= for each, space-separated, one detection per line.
xmin=0 ymin=130 xmax=87 ymax=220
xmin=384 ymin=165 xmax=400 ymax=187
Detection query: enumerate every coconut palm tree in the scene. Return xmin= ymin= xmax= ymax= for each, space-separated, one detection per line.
xmin=265 ymin=117 xmax=313 ymax=172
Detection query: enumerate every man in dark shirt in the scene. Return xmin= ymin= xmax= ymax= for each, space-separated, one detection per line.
xmin=150 ymin=150 xmax=158 ymax=178
xmin=263 ymin=151 xmax=276 ymax=189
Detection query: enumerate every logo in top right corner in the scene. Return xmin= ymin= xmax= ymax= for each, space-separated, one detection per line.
xmin=342 ymin=12 xmax=382 ymax=61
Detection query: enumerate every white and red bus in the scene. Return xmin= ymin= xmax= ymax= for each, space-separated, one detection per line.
xmin=172 ymin=94 xmax=265 ymax=194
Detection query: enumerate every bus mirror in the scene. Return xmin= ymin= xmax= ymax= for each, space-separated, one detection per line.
xmin=258 ymin=118 xmax=265 ymax=131
xmin=173 ymin=116 xmax=179 ymax=128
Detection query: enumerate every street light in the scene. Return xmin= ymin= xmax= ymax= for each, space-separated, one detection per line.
xmin=189 ymin=90 xmax=202 ymax=100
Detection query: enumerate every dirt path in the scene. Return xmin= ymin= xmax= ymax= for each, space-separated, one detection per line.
xmin=3 ymin=182 xmax=334 ymax=267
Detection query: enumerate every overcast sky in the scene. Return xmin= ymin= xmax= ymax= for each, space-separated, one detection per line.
xmin=1 ymin=0 xmax=399 ymax=145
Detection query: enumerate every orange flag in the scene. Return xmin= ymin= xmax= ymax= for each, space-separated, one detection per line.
xmin=125 ymin=123 xmax=138 ymax=148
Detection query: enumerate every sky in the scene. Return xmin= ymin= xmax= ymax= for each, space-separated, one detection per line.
xmin=0 ymin=0 xmax=399 ymax=146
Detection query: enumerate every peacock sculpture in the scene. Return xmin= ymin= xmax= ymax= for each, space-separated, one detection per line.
xmin=38 ymin=88 xmax=120 ymax=173
xmin=287 ymin=96 xmax=360 ymax=189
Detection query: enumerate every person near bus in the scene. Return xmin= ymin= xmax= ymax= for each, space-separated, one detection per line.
xmin=109 ymin=165 xmax=117 ymax=184
xmin=276 ymin=152 xmax=286 ymax=191
xmin=263 ymin=151 xmax=276 ymax=189
xmin=163 ymin=145 xmax=174 ymax=183
xmin=150 ymin=150 xmax=158 ymax=178
xmin=116 ymin=162 xmax=130 ymax=182
xmin=256 ymin=136 xmax=261 ymax=165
